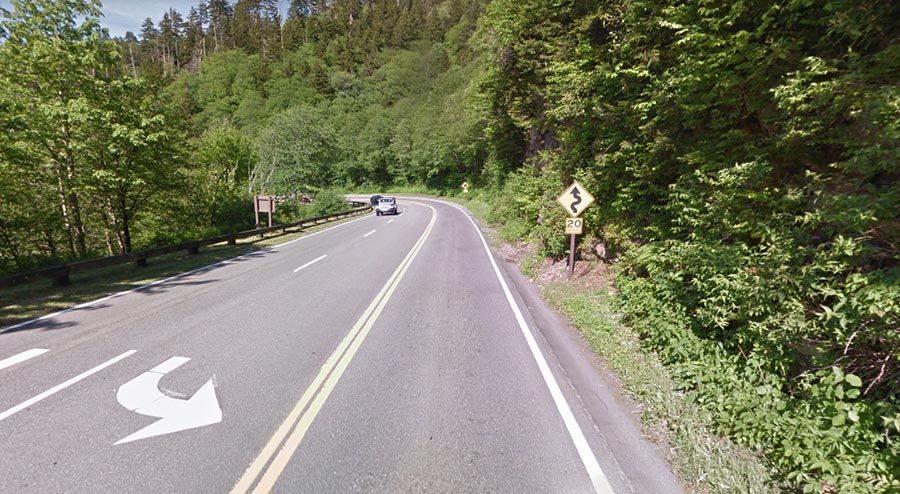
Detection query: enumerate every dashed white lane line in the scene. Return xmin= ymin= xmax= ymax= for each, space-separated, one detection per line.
xmin=273 ymin=213 xmax=373 ymax=249
xmin=293 ymin=255 xmax=327 ymax=273
xmin=0 ymin=350 xmax=137 ymax=423
xmin=363 ymin=229 xmax=377 ymax=238
xmin=387 ymin=219 xmax=394 ymax=224
xmin=0 ymin=348 xmax=49 ymax=372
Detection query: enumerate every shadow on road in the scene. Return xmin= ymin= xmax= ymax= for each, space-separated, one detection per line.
xmin=0 ymin=306 xmax=104 ymax=334
xmin=0 ymin=247 xmax=276 ymax=335
xmin=135 ymin=278 xmax=219 ymax=295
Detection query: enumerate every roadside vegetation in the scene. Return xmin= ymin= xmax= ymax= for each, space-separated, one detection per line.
xmin=545 ymin=283 xmax=778 ymax=494
xmin=0 ymin=0 xmax=896 ymax=491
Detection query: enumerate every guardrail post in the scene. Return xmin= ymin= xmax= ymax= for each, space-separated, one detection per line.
xmin=52 ymin=268 xmax=71 ymax=287
xmin=134 ymin=256 xmax=148 ymax=267
xmin=188 ymin=245 xmax=200 ymax=255
xmin=228 ymin=238 xmax=236 ymax=246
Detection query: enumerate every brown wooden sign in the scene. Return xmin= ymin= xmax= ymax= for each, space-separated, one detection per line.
xmin=255 ymin=195 xmax=275 ymax=227
xmin=255 ymin=195 xmax=275 ymax=213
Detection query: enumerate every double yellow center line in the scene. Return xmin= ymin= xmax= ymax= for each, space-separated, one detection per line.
xmin=231 ymin=203 xmax=437 ymax=494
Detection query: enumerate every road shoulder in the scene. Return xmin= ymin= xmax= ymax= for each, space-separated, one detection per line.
xmin=439 ymin=196 xmax=776 ymax=494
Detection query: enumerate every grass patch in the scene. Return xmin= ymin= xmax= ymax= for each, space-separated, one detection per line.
xmin=543 ymin=283 xmax=779 ymax=493
xmin=518 ymin=249 xmax=541 ymax=278
xmin=0 ymin=215 xmax=368 ymax=328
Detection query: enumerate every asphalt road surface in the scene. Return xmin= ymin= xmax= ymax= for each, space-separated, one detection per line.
xmin=0 ymin=198 xmax=683 ymax=493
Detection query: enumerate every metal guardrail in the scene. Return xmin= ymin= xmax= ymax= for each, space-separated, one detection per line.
xmin=0 ymin=203 xmax=372 ymax=289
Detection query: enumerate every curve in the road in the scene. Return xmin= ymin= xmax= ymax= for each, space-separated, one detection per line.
xmin=232 ymin=203 xmax=438 ymax=494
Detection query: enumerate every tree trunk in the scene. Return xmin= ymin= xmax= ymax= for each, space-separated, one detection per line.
xmin=60 ymin=121 xmax=87 ymax=257
xmin=105 ymin=199 xmax=126 ymax=254
xmin=68 ymin=189 xmax=87 ymax=257
xmin=103 ymin=224 xmax=115 ymax=256
xmin=121 ymin=216 xmax=132 ymax=253
xmin=128 ymin=44 xmax=137 ymax=78
xmin=118 ymin=189 xmax=133 ymax=253
xmin=54 ymin=166 xmax=77 ymax=257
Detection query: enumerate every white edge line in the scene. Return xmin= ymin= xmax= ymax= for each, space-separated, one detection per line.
xmin=0 ymin=213 xmax=373 ymax=334
xmin=0 ymin=348 xmax=50 ymax=372
xmin=363 ymin=229 xmax=377 ymax=238
xmin=0 ymin=350 xmax=137 ymax=422
xmin=431 ymin=198 xmax=614 ymax=494
xmin=293 ymin=254 xmax=328 ymax=273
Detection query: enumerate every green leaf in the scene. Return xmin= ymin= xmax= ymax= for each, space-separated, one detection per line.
xmin=845 ymin=374 xmax=862 ymax=388
xmin=831 ymin=412 xmax=846 ymax=427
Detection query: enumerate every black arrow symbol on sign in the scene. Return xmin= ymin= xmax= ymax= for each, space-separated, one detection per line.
xmin=570 ymin=187 xmax=582 ymax=214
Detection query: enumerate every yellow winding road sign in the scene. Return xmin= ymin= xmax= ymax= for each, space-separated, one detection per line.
xmin=557 ymin=181 xmax=594 ymax=217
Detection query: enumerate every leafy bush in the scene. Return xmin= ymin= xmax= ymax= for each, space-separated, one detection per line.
xmin=618 ymin=269 xmax=899 ymax=493
xmin=303 ymin=189 xmax=352 ymax=218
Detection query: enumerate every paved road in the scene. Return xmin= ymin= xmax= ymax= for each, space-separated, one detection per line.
xmin=0 ymin=198 xmax=682 ymax=493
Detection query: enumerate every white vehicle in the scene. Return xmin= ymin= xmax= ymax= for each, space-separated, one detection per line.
xmin=375 ymin=197 xmax=398 ymax=216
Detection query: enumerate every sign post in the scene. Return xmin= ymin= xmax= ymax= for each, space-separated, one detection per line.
xmin=556 ymin=182 xmax=594 ymax=276
xmin=254 ymin=195 xmax=275 ymax=228
xmin=568 ymin=234 xmax=577 ymax=277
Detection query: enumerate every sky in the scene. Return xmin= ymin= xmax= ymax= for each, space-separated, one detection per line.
xmin=0 ymin=1 xmax=291 ymax=38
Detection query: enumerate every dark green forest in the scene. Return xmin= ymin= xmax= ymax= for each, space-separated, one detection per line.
xmin=0 ymin=0 xmax=897 ymax=491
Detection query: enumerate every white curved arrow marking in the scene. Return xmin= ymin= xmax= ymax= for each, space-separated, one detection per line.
xmin=115 ymin=356 xmax=221 ymax=445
